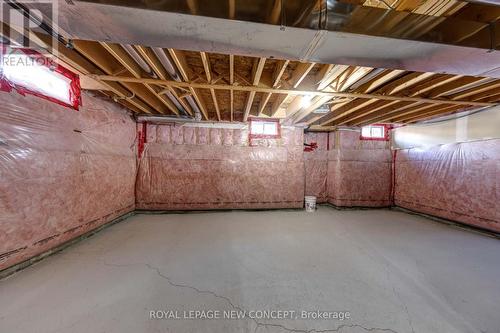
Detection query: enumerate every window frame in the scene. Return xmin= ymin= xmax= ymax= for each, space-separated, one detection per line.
xmin=359 ymin=124 xmax=389 ymax=141
xmin=248 ymin=117 xmax=281 ymax=139
xmin=0 ymin=45 xmax=81 ymax=110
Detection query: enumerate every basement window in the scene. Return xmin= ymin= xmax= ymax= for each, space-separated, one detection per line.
xmin=360 ymin=124 xmax=388 ymax=141
xmin=0 ymin=46 xmax=81 ymax=110
xmin=249 ymin=118 xmax=281 ymax=139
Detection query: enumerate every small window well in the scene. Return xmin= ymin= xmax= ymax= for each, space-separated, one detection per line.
xmin=0 ymin=47 xmax=81 ymax=110
xmin=360 ymin=124 xmax=388 ymax=141
xmin=249 ymin=118 xmax=280 ymax=139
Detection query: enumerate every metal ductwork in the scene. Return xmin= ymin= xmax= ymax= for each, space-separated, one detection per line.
xmin=121 ymin=44 xmax=191 ymax=117
xmin=153 ymin=47 xmax=203 ymax=121
xmin=122 ymin=44 xmax=154 ymax=76
xmin=136 ymin=115 xmax=246 ymax=129
xmin=152 ymin=48 xmax=181 ymax=81
xmin=463 ymin=0 xmax=500 ymax=6
xmin=28 ymin=0 xmax=500 ymax=78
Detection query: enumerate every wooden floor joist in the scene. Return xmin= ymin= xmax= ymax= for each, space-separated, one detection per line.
xmin=89 ymin=75 xmax=495 ymax=108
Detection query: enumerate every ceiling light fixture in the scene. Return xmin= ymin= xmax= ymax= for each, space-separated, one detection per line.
xmin=300 ymin=94 xmax=314 ymax=108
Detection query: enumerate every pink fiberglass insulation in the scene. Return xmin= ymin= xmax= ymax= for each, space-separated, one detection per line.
xmin=304 ymin=132 xmax=330 ymax=203
xmin=136 ymin=124 xmax=305 ymax=210
xmin=395 ymin=140 xmax=500 ymax=232
xmin=327 ymin=130 xmax=392 ymax=207
xmin=0 ymin=91 xmax=137 ymax=270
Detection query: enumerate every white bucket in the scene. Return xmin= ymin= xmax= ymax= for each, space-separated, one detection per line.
xmin=304 ymin=196 xmax=317 ymax=212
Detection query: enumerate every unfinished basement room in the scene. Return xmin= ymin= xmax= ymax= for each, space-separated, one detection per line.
xmin=1 ymin=0 xmax=500 ymax=332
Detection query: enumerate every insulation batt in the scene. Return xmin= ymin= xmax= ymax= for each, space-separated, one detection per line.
xmin=304 ymin=132 xmax=329 ymax=203
xmin=327 ymin=130 xmax=392 ymax=207
xmin=0 ymin=91 xmax=136 ymax=270
xmin=136 ymin=124 xmax=305 ymax=210
xmin=395 ymin=140 xmax=500 ymax=232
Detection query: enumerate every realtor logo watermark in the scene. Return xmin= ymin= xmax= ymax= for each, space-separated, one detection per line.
xmin=0 ymin=0 xmax=59 ymax=55
xmin=149 ymin=309 xmax=351 ymax=321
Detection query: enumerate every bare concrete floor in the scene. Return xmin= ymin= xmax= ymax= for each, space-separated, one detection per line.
xmin=1 ymin=206 xmax=500 ymax=333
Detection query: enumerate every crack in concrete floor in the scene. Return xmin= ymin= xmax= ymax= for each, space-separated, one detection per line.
xmin=103 ymin=261 xmax=399 ymax=333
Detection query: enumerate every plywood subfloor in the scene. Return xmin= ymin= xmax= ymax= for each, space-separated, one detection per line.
xmin=1 ymin=207 xmax=499 ymax=333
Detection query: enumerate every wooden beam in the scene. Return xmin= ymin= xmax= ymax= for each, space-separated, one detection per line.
xmin=199 ymin=52 xmax=221 ymax=121
xmin=292 ymin=95 xmax=333 ymax=124
xmin=71 ymin=40 xmax=155 ymax=114
xmin=211 ymin=89 xmax=221 ymax=121
xmin=333 ymin=66 xmax=373 ymax=92
xmin=362 ymin=78 xmax=500 ymax=125
xmin=100 ymin=42 xmax=179 ymax=115
xmin=351 ymin=101 xmax=421 ymax=126
xmin=228 ymin=0 xmax=236 ymax=19
xmin=465 ymin=88 xmax=500 ymax=102
xmin=366 ymin=103 xmax=437 ymax=124
xmin=277 ymin=62 xmax=316 ymax=116
xmin=355 ymin=75 xmax=492 ymax=125
xmin=293 ymin=65 xmax=373 ymax=123
xmin=243 ymin=57 xmax=266 ymax=121
xmin=91 ymin=74 xmax=496 ymax=108
xmin=401 ymin=74 xmax=460 ymax=97
xmin=449 ymin=81 xmax=500 ymax=100
xmin=319 ymin=98 xmax=374 ymax=126
xmin=229 ymin=54 xmax=234 ymax=121
xmin=290 ymin=62 xmax=316 ymax=88
xmin=318 ymin=71 xmax=437 ymax=125
xmin=136 ymin=45 xmax=192 ymax=115
xmin=338 ymin=100 xmax=408 ymax=125
xmin=167 ymin=49 xmax=209 ymax=120
xmin=268 ymin=0 xmax=281 ymax=24
xmin=342 ymin=74 xmax=468 ymax=126
xmin=317 ymin=65 xmax=349 ymax=91
xmin=395 ymin=105 xmax=465 ymax=123
xmin=200 ymin=51 xmax=212 ymax=83
xmin=376 ymin=72 xmax=435 ymax=95
xmin=187 ymin=0 xmax=198 ymax=14
xmin=273 ymin=60 xmax=290 ymax=87
xmin=259 ymin=60 xmax=289 ymax=116
xmin=354 ymin=69 xmax=405 ymax=93
xmin=428 ymin=76 xmax=489 ymax=98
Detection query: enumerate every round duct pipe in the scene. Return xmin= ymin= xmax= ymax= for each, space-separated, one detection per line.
xmin=463 ymin=0 xmax=500 ymax=6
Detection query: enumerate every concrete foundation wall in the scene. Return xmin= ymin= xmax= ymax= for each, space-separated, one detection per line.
xmin=395 ymin=139 xmax=500 ymax=232
xmin=0 ymin=92 xmax=137 ymax=271
xmin=327 ymin=130 xmax=392 ymax=207
xmin=304 ymin=132 xmax=331 ymax=203
xmin=135 ymin=124 xmax=305 ymax=210
xmin=304 ymin=130 xmax=392 ymax=207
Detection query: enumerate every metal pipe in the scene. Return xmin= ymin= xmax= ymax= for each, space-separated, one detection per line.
xmin=153 ymin=47 xmax=203 ymax=120
xmin=463 ymin=0 xmax=500 ymax=6
xmin=152 ymin=48 xmax=181 ymax=81
xmin=165 ymin=91 xmax=184 ymax=111
xmin=122 ymin=44 xmax=154 ymax=75
xmin=136 ymin=115 xmax=246 ymax=128
xmin=122 ymin=45 xmax=190 ymax=116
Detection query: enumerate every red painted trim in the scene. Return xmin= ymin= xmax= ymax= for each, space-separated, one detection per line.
xmin=248 ymin=117 xmax=281 ymax=140
xmin=0 ymin=45 xmax=81 ymax=110
xmin=391 ymin=149 xmax=397 ymax=205
xmin=359 ymin=124 xmax=390 ymax=141
xmin=138 ymin=122 xmax=147 ymax=159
